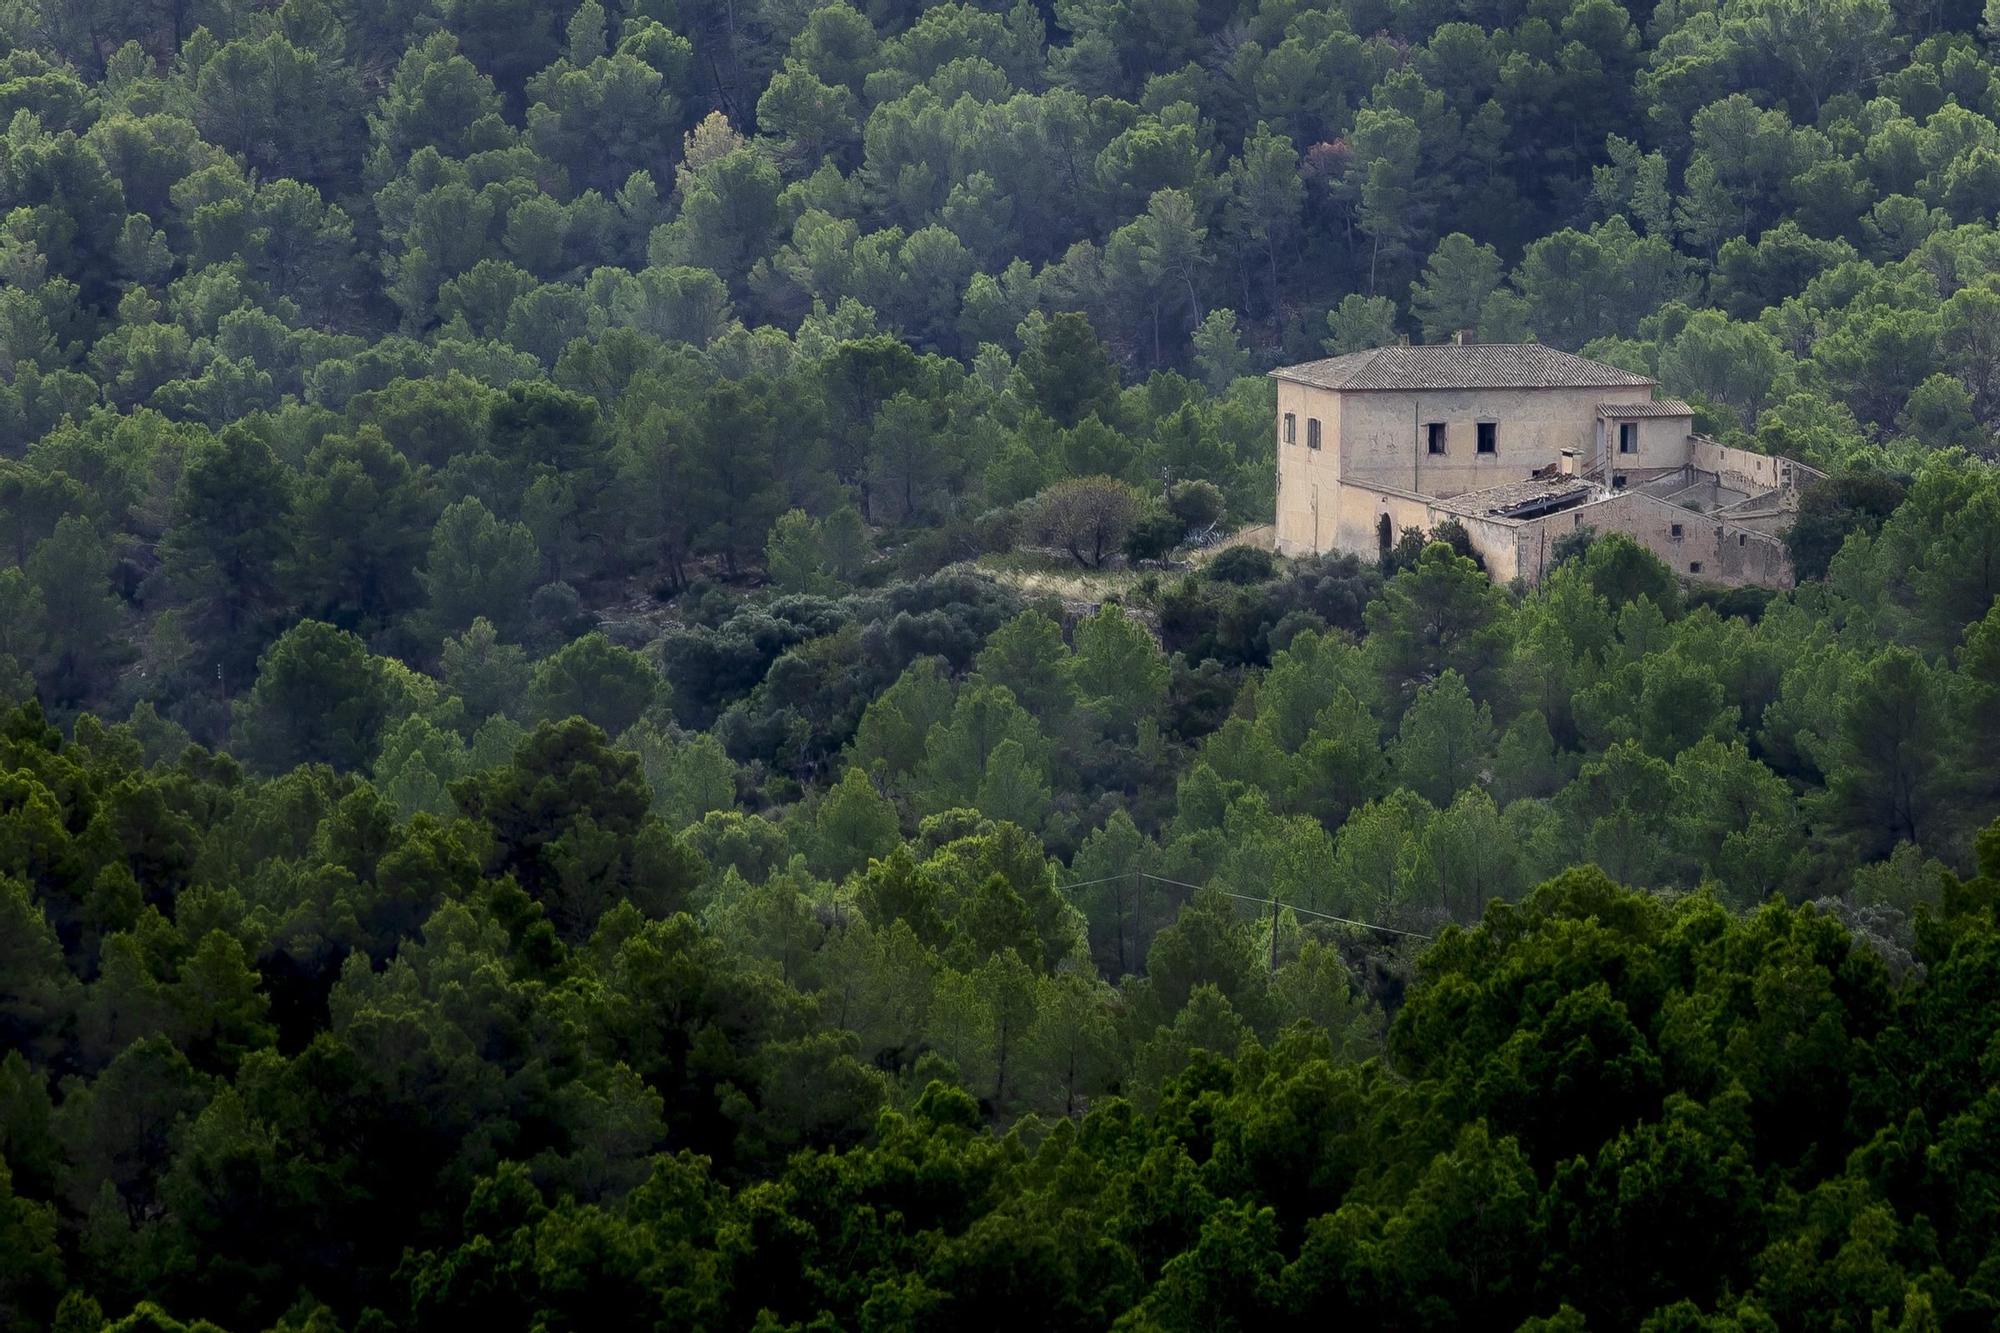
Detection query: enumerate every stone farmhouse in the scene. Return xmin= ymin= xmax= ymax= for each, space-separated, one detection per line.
xmin=1271 ymin=341 xmax=1822 ymax=587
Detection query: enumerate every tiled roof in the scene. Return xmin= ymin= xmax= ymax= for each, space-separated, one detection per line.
xmin=1271 ymin=343 xmax=1656 ymax=391
xmin=1598 ymin=399 xmax=1694 ymax=417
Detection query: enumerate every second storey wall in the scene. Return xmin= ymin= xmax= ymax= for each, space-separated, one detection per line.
xmin=1338 ymin=385 xmax=1655 ymax=497
xmin=1605 ymin=413 xmax=1697 ymax=471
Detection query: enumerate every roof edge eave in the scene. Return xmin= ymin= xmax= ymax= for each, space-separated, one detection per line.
xmin=1326 ymin=378 xmax=1659 ymax=392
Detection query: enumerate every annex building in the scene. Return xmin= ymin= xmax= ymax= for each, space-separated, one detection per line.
xmin=1271 ymin=341 xmax=1822 ymax=587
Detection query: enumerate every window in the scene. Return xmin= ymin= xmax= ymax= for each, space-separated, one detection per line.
xmin=1426 ymin=422 xmax=1446 ymax=455
xmin=1283 ymin=412 xmax=1296 ymax=445
xmin=1670 ymin=523 xmax=1683 ymax=538
xmin=1477 ymin=421 xmax=1497 ymax=454
xmin=1738 ymin=533 xmax=1746 ymax=546
xmin=1618 ymin=422 xmax=1638 ymax=454
xmin=1306 ymin=418 xmax=1322 ymax=450
xmin=1613 ymin=473 xmax=1627 ymax=489
xmin=1689 ymin=561 xmax=1703 ymax=574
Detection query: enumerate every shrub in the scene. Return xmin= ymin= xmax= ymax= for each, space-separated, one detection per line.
xmin=1167 ymin=479 xmax=1225 ymax=530
xmin=1124 ymin=511 xmax=1186 ymax=563
xmin=1206 ymin=544 xmax=1276 ymax=585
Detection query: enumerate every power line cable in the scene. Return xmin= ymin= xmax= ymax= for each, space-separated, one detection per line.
xmin=1056 ymin=872 xmax=1144 ymax=892
xmin=1057 ymin=869 xmax=1433 ymax=941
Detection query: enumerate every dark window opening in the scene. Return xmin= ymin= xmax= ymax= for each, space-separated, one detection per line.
xmin=1477 ymin=421 xmax=1497 ymax=454
xmin=1738 ymin=533 xmax=1746 ymax=546
xmin=1613 ymin=473 xmax=1627 ymax=489
xmin=1689 ymin=561 xmax=1703 ymax=574
xmin=1618 ymin=422 xmax=1638 ymax=453
xmin=1426 ymin=422 xmax=1446 ymax=455
xmin=1670 ymin=523 xmax=1683 ymax=538
xmin=1307 ymin=418 xmax=1322 ymax=450
xmin=1283 ymin=412 xmax=1296 ymax=445
xmin=1377 ymin=512 xmax=1393 ymax=553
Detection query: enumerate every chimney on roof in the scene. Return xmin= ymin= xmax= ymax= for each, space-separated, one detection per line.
xmin=1454 ymin=329 xmax=1472 ymax=346
xmin=1397 ymin=333 xmax=1409 ymax=346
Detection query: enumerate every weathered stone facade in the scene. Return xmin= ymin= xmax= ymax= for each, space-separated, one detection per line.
xmin=1272 ymin=343 xmax=1818 ymax=588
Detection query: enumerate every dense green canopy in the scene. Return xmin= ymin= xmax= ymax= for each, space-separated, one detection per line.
xmin=4 ymin=700 xmax=2000 ymax=1329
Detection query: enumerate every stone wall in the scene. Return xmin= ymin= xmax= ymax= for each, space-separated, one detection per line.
xmin=1689 ymin=438 xmax=1817 ymax=495
xmin=1511 ymin=491 xmax=1792 ymax=587
xmin=1276 ymin=472 xmax=1790 ymax=588
xmin=1328 ymin=480 xmax=1432 ymax=562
